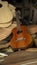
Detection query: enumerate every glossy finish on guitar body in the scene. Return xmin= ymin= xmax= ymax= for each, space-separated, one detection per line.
xmin=10 ymin=25 xmax=32 ymax=49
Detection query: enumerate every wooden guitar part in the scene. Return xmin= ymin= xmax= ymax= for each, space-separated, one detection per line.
xmin=0 ymin=1 xmax=16 ymax=41
xmin=10 ymin=10 xmax=32 ymax=49
xmin=10 ymin=25 xmax=32 ymax=49
xmin=0 ymin=1 xmax=15 ymax=27
xmin=28 ymin=25 xmax=37 ymax=34
xmin=0 ymin=42 xmax=9 ymax=49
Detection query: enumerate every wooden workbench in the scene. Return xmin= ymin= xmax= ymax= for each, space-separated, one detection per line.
xmin=1 ymin=48 xmax=37 ymax=65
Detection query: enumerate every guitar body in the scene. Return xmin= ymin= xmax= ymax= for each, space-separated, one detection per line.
xmin=10 ymin=25 xmax=32 ymax=49
xmin=0 ymin=1 xmax=15 ymax=27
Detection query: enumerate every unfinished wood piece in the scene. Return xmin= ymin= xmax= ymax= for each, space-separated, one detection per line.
xmin=5 ymin=58 xmax=37 ymax=65
xmin=0 ymin=42 xmax=9 ymax=49
xmin=0 ymin=1 xmax=16 ymax=27
xmin=27 ymin=25 xmax=37 ymax=34
xmin=1 ymin=48 xmax=37 ymax=65
xmin=0 ymin=23 xmax=17 ymax=41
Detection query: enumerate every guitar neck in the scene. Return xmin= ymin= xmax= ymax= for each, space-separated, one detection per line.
xmin=16 ymin=11 xmax=21 ymax=31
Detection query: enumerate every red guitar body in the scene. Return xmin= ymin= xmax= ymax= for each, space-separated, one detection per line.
xmin=10 ymin=25 xmax=32 ymax=49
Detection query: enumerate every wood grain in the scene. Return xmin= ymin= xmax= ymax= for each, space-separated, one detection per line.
xmin=1 ymin=48 xmax=37 ymax=65
xmin=5 ymin=58 xmax=37 ymax=65
xmin=27 ymin=25 xmax=37 ymax=34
